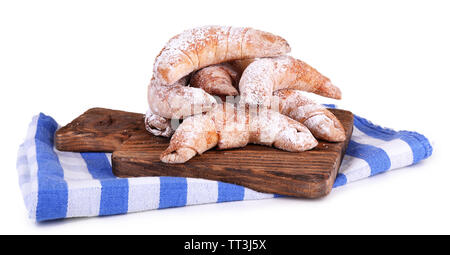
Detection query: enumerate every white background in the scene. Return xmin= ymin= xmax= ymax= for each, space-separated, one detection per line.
xmin=1 ymin=0 xmax=449 ymax=234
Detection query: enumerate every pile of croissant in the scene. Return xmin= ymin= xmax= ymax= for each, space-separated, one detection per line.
xmin=146 ymin=26 xmax=345 ymax=163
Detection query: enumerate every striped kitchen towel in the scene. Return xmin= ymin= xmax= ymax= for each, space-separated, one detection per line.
xmin=17 ymin=109 xmax=433 ymax=222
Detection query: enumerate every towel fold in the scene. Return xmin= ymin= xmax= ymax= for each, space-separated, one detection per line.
xmin=17 ymin=107 xmax=432 ymax=221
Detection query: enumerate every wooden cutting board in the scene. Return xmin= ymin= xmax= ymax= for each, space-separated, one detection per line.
xmin=55 ymin=107 xmax=353 ymax=198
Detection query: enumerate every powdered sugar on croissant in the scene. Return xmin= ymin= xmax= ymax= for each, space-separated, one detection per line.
xmin=153 ymin=26 xmax=291 ymax=86
xmin=148 ymin=76 xmax=217 ymax=119
xmin=272 ymin=90 xmax=345 ymax=142
xmin=160 ymin=103 xmax=318 ymax=163
xmin=148 ymin=59 xmax=345 ymax=142
xmin=149 ymin=26 xmax=291 ymax=119
xmin=144 ymin=109 xmax=175 ymax=137
xmin=239 ymin=56 xmax=342 ymax=106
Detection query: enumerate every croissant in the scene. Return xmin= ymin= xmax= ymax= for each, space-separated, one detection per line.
xmin=190 ymin=63 xmax=239 ymax=96
xmin=147 ymin=76 xmax=218 ymax=119
xmin=160 ymin=103 xmax=318 ymax=163
xmin=153 ymin=26 xmax=291 ymax=86
xmin=144 ymin=108 xmax=175 ymax=137
xmin=189 ymin=59 xmax=261 ymax=97
xmin=272 ymin=90 xmax=346 ymax=142
xmin=239 ymin=56 xmax=342 ymax=107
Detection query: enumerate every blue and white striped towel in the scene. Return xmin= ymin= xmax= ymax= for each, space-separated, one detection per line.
xmin=17 ymin=108 xmax=433 ymax=222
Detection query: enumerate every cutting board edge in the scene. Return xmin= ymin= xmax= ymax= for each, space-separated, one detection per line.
xmin=111 ymin=144 xmax=349 ymax=199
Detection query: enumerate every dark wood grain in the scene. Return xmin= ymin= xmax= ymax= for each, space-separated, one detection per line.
xmin=55 ymin=107 xmax=145 ymax=152
xmin=55 ymin=107 xmax=353 ymax=198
